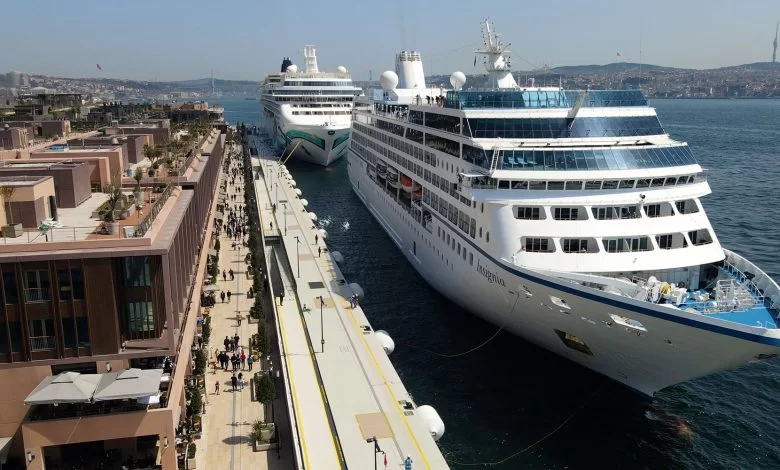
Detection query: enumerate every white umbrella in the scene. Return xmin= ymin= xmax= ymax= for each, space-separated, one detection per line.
xmin=25 ymin=372 xmax=101 ymax=405
xmin=309 ymin=212 xmax=318 ymax=222
xmin=289 ymin=180 xmax=297 ymax=187
xmin=93 ymin=369 xmax=164 ymax=402
xmin=203 ymin=284 xmax=221 ymax=293
xmin=294 ymin=188 xmax=302 ymax=196
xmin=300 ymin=199 xmax=309 ymax=207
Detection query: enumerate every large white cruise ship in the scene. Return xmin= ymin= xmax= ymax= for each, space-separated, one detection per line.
xmin=261 ymin=45 xmax=362 ymax=166
xmin=346 ymin=21 xmax=780 ymax=396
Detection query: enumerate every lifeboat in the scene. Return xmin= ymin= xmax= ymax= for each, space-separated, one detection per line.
xmin=400 ymin=174 xmax=421 ymax=193
xmin=412 ymin=188 xmax=422 ymax=200
xmin=386 ymin=166 xmax=399 ymax=187
xmin=376 ymin=160 xmax=388 ymax=175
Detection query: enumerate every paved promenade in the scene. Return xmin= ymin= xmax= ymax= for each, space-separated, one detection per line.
xmin=252 ymin=140 xmax=449 ymax=470
xmin=197 ymin=143 xmax=293 ymax=470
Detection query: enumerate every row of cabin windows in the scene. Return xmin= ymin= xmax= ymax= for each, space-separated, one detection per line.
xmin=522 ymin=230 xmax=713 ymax=254
xmin=514 ymin=200 xmax=699 ymax=221
xmin=495 ymin=175 xmax=701 ymax=191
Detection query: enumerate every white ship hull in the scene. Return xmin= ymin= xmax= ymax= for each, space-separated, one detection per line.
xmin=262 ymin=113 xmax=351 ymax=166
xmin=347 ymin=151 xmax=780 ymax=397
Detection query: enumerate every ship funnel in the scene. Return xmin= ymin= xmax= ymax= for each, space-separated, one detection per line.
xmin=304 ymin=45 xmax=319 ymax=73
xmin=394 ymin=51 xmax=426 ymax=89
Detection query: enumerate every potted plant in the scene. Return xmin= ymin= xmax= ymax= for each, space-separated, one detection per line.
xmin=102 ymin=183 xmax=127 ymax=235
xmin=186 ymin=442 xmax=197 ymax=469
xmin=133 ymin=167 xmax=143 ymax=202
xmin=0 ymin=185 xmax=22 ymax=238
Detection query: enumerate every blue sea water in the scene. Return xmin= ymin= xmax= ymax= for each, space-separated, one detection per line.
xmin=219 ymin=97 xmax=780 ymax=469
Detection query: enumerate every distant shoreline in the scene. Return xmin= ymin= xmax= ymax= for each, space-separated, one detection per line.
xmin=648 ymin=96 xmax=780 ymax=100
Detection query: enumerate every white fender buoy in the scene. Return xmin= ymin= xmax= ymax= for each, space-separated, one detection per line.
xmin=375 ymin=330 xmax=395 ymax=355
xmin=300 ymin=199 xmax=309 ymax=207
xmin=309 ymin=212 xmax=318 ymax=222
xmin=318 ymin=228 xmax=328 ymax=240
xmin=290 ymin=179 xmax=297 ymax=187
xmin=294 ymin=188 xmax=302 ymax=196
xmin=349 ymin=283 xmax=364 ymax=300
xmin=331 ymin=251 xmax=344 ymax=264
xmin=416 ymin=405 xmax=445 ymax=441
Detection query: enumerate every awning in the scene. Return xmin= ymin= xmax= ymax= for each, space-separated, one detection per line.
xmin=0 ymin=436 xmax=13 ymax=465
xmin=215 ymin=211 xmax=224 ymax=220
xmin=202 ymin=284 xmax=221 ymax=293
xmin=24 ymin=371 xmax=101 ymax=405
xmin=208 ymin=249 xmax=217 ymax=257
xmin=93 ymin=369 xmax=164 ymax=402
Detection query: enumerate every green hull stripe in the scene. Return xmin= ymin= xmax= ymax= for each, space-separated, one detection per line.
xmin=332 ymin=132 xmax=351 ymax=150
xmin=285 ymin=130 xmax=325 ymax=149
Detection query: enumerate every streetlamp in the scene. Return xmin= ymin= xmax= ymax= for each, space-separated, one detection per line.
xmin=318 ymin=295 xmax=325 ymax=353
xmin=365 ymin=436 xmax=385 ymax=470
xmin=294 ymin=236 xmax=301 ymax=277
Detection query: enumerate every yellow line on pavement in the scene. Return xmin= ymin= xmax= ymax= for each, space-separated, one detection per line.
xmin=345 ymin=307 xmax=432 ymax=469
xmin=276 ymin=302 xmax=313 ymax=469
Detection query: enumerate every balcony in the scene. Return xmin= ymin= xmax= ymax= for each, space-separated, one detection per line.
xmin=25 ymin=287 xmax=51 ymax=302
xmin=30 ymin=336 xmax=56 ymax=351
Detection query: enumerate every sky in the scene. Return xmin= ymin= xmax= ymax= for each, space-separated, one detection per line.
xmin=1 ymin=0 xmax=779 ymax=82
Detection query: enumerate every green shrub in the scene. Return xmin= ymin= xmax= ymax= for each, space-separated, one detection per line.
xmin=254 ymin=372 xmax=276 ymax=405
xmin=187 ymin=443 xmax=196 ymax=459
xmin=193 ymin=349 xmax=207 ymax=375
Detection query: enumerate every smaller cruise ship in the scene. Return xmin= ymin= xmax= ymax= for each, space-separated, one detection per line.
xmin=261 ymin=45 xmax=362 ymax=166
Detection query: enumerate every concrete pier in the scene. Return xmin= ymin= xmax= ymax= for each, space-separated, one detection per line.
xmin=252 ymin=139 xmax=449 ymax=469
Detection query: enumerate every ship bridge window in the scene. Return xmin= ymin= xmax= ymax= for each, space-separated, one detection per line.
xmin=425 ymin=113 xmax=460 ymax=134
xmin=425 ymin=133 xmax=459 ymax=157
xmin=602 ymin=237 xmax=652 ymax=253
xmin=655 ymin=233 xmax=688 ymax=249
xmin=592 ymin=205 xmax=640 ymax=220
xmin=687 ymin=229 xmax=713 ymax=246
xmin=515 ymin=207 xmax=544 ymax=220
xmin=553 ymin=207 xmax=586 ymax=221
xmin=463 ymin=145 xmax=488 ymax=167
xmin=529 ymin=181 xmax=546 ymax=190
xmin=562 ymin=238 xmax=598 ymax=253
xmin=547 ymin=181 xmax=565 ymax=190
xmin=643 ymin=202 xmax=675 ymax=218
xmin=523 ymin=237 xmax=554 ymax=253
xmin=675 ymin=199 xmax=700 ymax=214
xmin=565 ymin=181 xmax=583 ymax=190
xmin=584 ymin=181 xmax=602 ymax=190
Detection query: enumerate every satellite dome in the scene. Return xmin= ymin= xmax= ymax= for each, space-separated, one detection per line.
xmin=450 ymin=71 xmax=466 ymax=91
xmin=286 ymin=64 xmax=298 ymax=74
xmin=380 ymin=70 xmax=399 ymax=91
xmin=336 ymin=66 xmax=347 ymax=74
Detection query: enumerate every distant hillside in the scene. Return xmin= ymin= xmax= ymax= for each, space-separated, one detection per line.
xmin=540 ymin=62 xmax=688 ymax=74
xmin=710 ymin=62 xmax=780 ymax=72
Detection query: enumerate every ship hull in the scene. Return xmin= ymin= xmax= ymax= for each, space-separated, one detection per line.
xmin=347 ymin=150 xmax=780 ymax=396
xmin=262 ymin=112 xmax=350 ymax=167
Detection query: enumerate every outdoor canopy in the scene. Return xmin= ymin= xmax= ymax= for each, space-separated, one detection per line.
xmin=202 ymin=284 xmax=221 ymax=293
xmin=92 ymin=369 xmax=164 ymax=402
xmin=24 ymin=372 xmax=102 ymax=405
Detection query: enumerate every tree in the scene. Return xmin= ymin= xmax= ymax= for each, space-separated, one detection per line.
xmin=133 ymin=167 xmax=143 ymax=196
xmin=103 ymin=183 xmax=127 ymax=223
xmin=254 ymin=372 xmax=276 ymax=407
xmin=193 ymin=348 xmax=207 ymax=375
xmin=0 ymin=185 xmax=17 ymax=225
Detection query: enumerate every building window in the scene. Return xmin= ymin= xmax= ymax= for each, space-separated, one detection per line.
xmin=121 ymin=256 xmax=151 ymax=288
xmin=0 ymin=322 xmax=8 ymax=354
xmin=57 ymin=268 xmax=84 ymax=301
xmin=8 ymin=322 xmax=21 ymax=352
xmin=525 ymin=238 xmax=551 ymax=253
xmin=2 ymin=271 xmax=17 ymax=304
xmin=553 ymin=207 xmax=579 ymax=221
xmin=62 ymin=319 xmax=77 ymax=348
xmin=554 ymin=329 xmax=593 ymax=356
xmin=24 ymin=270 xmax=51 ymax=302
xmin=76 ymin=317 xmax=91 ymax=347
xmin=562 ymin=239 xmax=589 ymax=253
xmin=122 ymin=302 xmax=155 ymax=336
xmin=29 ymin=318 xmax=56 ymax=351
xmin=516 ymin=207 xmax=541 ymax=220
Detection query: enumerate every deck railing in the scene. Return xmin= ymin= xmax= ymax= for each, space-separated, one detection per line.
xmin=30 ymin=336 xmax=56 ymax=351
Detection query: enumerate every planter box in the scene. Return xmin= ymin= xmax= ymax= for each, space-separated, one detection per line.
xmin=186 ymin=457 xmax=197 ymax=469
xmin=253 ymin=440 xmax=274 ymax=452
xmin=2 ymin=223 xmax=22 ymax=238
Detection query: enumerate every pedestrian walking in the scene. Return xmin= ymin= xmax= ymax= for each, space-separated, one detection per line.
xmin=231 ymin=374 xmax=238 ymax=392
xmin=240 ymin=350 xmax=246 ymax=370
xmin=247 ymin=354 xmax=254 ymax=371
xmin=215 ymin=381 xmax=220 ymax=395
xmin=270 ymin=221 xmax=273 ymax=230
xmin=227 ymin=290 xmax=232 ymax=302
xmin=318 ymin=246 xmax=322 ymax=258
xmin=229 ymin=269 xmax=235 ymax=280
xmin=222 ymin=270 xmax=227 ymax=281
xmin=224 ymin=336 xmax=230 ymax=351
xmin=234 ymin=334 xmax=240 ymax=349
xmin=237 ymin=372 xmax=244 ymax=391
xmin=279 ymin=289 xmax=285 ymax=306
xmin=315 ymin=233 xmax=318 ymax=245
xmin=231 ymin=354 xmax=239 ymax=371
xmin=220 ymin=291 xmax=226 ymax=303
